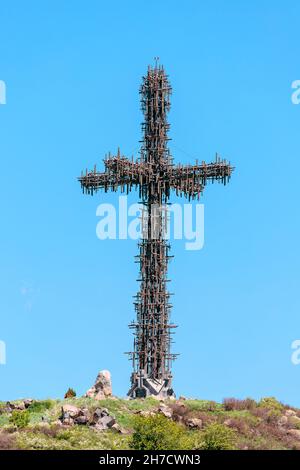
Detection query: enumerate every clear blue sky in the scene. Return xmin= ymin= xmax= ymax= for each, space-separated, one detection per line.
xmin=1 ymin=0 xmax=300 ymax=406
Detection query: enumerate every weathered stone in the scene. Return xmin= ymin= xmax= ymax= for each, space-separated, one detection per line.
xmin=224 ymin=418 xmax=233 ymax=426
xmin=90 ymin=407 xmax=111 ymax=425
xmin=278 ymin=415 xmax=288 ymax=426
xmin=285 ymin=409 xmax=297 ymax=417
xmin=100 ymin=408 xmax=109 ymax=416
xmin=23 ymin=399 xmax=34 ymax=408
xmin=111 ymin=423 xmax=130 ymax=434
xmin=62 ymin=415 xmax=74 ymax=426
xmin=186 ymin=417 xmax=202 ymax=429
xmin=75 ymin=415 xmax=89 ymax=425
xmin=95 ymin=415 xmax=116 ymax=430
xmin=159 ymin=405 xmax=173 ymax=419
xmin=290 ymin=416 xmax=300 ymax=424
xmin=287 ymin=429 xmax=300 ymax=439
xmin=138 ymin=410 xmax=156 ymax=417
xmin=7 ymin=401 xmax=25 ymax=411
xmin=61 ymin=405 xmax=81 ymax=419
xmin=93 ymin=408 xmax=103 ymax=419
xmin=85 ymin=370 xmax=112 ymax=400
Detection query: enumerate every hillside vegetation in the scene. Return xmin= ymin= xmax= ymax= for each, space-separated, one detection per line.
xmin=1 ymin=396 xmax=300 ymax=450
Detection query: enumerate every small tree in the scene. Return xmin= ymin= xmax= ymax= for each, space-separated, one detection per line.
xmin=64 ymin=388 xmax=76 ymax=399
xmin=201 ymin=423 xmax=236 ymax=450
xmin=130 ymin=414 xmax=192 ymax=450
xmin=9 ymin=410 xmax=30 ymax=429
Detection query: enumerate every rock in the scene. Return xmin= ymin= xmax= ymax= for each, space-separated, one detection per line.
xmin=290 ymin=416 xmax=300 ymax=424
xmin=93 ymin=408 xmax=103 ymax=420
xmin=285 ymin=409 xmax=297 ymax=417
xmin=62 ymin=415 xmax=74 ymax=426
xmin=111 ymin=423 xmax=129 ymax=434
xmin=75 ymin=415 xmax=89 ymax=425
xmin=90 ymin=407 xmax=112 ymax=425
xmin=61 ymin=405 xmax=81 ymax=419
xmin=60 ymin=404 xmax=83 ymax=425
xmin=159 ymin=405 xmax=173 ymax=419
xmin=95 ymin=415 xmax=116 ymax=430
xmin=179 ymin=396 xmax=187 ymax=401
xmin=186 ymin=418 xmax=202 ymax=429
xmin=138 ymin=410 xmax=156 ymax=417
xmin=85 ymin=370 xmax=112 ymax=400
xmin=224 ymin=419 xmax=231 ymax=425
xmin=278 ymin=415 xmax=288 ymax=426
xmin=287 ymin=429 xmax=300 ymax=440
xmin=7 ymin=401 xmax=25 ymax=411
xmin=23 ymin=399 xmax=34 ymax=408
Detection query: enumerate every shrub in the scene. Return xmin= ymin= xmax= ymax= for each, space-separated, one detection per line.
xmin=201 ymin=423 xmax=236 ymax=450
xmin=130 ymin=414 xmax=193 ymax=450
xmin=27 ymin=400 xmax=54 ymax=413
xmin=9 ymin=410 xmax=30 ymax=429
xmin=64 ymin=388 xmax=76 ymax=399
xmin=223 ymin=398 xmax=256 ymax=411
xmin=222 ymin=417 xmax=248 ymax=435
xmin=0 ymin=431 xmax=16 ymax=449
xmin=259 ymin=397 xmax=283 ymax=412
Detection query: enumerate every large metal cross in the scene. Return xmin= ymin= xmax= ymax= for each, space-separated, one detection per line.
xmin=79 ymin=64 xmax=234 ymax=398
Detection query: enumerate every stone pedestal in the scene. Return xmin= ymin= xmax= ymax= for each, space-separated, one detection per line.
xmin=127 ymin=370 xmax=175 ymax=399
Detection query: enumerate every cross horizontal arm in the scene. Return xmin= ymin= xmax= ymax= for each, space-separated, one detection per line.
xmin=78 ymin=152 xmax=145 ymax=195
xmin=169 ymin=155 xmax=234 ymax=200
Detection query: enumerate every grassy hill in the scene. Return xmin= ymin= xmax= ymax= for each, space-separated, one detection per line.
xmin=1 ymin=396 xmax=300 ymax=450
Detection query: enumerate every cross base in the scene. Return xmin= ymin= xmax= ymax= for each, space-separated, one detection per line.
xmin=127 ymin=370 xmax=175 ymax=399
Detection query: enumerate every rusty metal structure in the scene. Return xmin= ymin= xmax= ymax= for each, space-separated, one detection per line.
xmin=78 ymin=63 xmax=234 ymax=398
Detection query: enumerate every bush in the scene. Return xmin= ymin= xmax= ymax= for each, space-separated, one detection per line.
xmin=9 ymin=410 xmax=30 ymax=429
xmin=130 ymin=414 xmax=193 ymax=450
xmin=64 ymin=388 xmax=76 ymax=399
xmin=0 ymin=431 xmax=16 ymax=449
xmin=201 ymin=423 xmax=236 ymax=450
xmin=223 ymin=397 xmax=256 ymax=411
xmin=259 ymin=397 xmax=283 ymax=412
xmin=27 ymin=400 xmax=54 ymax=413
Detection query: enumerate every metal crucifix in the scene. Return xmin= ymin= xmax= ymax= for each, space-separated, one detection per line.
xmin=79 ymin=63 xmax=234 ymax=398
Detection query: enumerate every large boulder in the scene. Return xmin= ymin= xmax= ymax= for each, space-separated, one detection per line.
xmin=85 ymin=370 xmax=112 ymax=400
xmin=60 ymin=404 xmax=82 ymax=425
xmin=61 ymin=404 xmax=81 ymax=419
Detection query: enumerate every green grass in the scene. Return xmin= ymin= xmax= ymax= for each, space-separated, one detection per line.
xmin=16 ymin=426 xmax=130 ymax=450
xmin=0 ymin=396 xmax=300 ymax=450
xmin=184 ymin=399 xmax=223 ymax=412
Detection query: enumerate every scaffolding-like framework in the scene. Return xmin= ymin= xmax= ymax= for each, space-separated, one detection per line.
xmin=79 ymin=64 xmax=234 ymax=398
